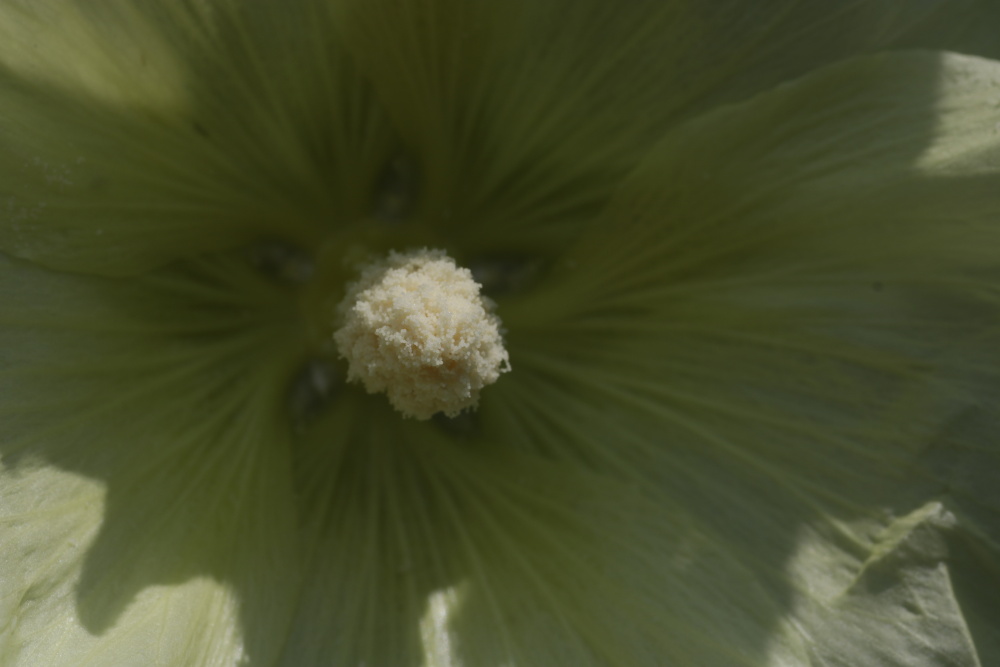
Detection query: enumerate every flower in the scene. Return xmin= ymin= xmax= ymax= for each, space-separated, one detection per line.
xmin=2 ymin=1 xmax=1000 ymax=666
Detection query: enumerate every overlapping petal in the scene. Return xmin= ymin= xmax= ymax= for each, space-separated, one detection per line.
xmin=0 ymin=253 xmax=304 ymax=666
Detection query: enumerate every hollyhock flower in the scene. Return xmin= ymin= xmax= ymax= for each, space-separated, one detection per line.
xmin=1 ymin=1 xmax=1000 ymax=665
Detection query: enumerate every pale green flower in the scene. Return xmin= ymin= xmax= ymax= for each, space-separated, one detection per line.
xmin=2 ymin=1 xmax=1000 ymax=666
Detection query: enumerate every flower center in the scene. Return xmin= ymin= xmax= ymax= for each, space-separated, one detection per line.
xmin=333 ymin=248 xmax=510 ymax=420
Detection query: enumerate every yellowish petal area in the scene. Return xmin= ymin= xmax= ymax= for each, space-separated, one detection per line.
xmin=0 ymin=251 xmax=305 ymax=666
xmin=0 ymin=0 xmax=395 ymax=276
xmin=333 ymin=0 xmax=998 ymax=258
xmin=491 ymin=50 xmax=1000 ymax=665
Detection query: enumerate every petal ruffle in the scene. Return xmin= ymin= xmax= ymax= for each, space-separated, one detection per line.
xmin=0 ymin=0 xmax=395 ymax=276
xmin=0 ymin=252 xmax=304 ymax=665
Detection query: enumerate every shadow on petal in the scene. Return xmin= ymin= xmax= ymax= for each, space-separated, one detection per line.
xmin=0 ymin=252 xmax=305 ymax=665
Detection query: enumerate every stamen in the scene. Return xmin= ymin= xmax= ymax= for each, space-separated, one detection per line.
xmin=334 ymin=248 xmax=510 ymax=420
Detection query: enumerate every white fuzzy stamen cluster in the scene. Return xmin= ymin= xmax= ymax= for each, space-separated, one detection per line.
xmin=334 ymin=249 xmax=510 ymax=420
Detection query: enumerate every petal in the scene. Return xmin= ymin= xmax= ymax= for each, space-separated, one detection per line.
xmin=0 ymin=1 xmax=395 ymax=276
xmin=279 ymin=393 xmax=807 ymax=666
xmin=333 ymin=0 xmax=1000 ymax=258
xmin=512 ymin=50 xmax=1000 ymax=323
xmin=0 ymin=252 xmax=304 ymax=665
xmin=493 ymin=50 xmax=1000 ymax=664
xmin=276 ymin=397 xmax=445 ymax=666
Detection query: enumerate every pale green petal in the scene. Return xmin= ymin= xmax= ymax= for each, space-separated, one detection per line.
xmin=0 ymin=252 xmax=304 ymax=665
xmin=278 ymin=392 xmax=807 ymax=666
xmin=276 ymin=397 xmax=448 ymax=666
xmin=0 ymin=0 xmax=394 ymax=275
xmin=486 ymin=51 xmax=1000 ymax=664
xmin=333 ymin=0 xmax=1000 ymax=258
xmin=514 ymin=50 xmax=1000 ymax=319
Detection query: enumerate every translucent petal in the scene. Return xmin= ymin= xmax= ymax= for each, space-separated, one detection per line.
xmin=490 ymin=50 xmax=1000 ymax=665
xmin=0 ymin=0 xmax=394 ymax=275
xmin=333 ymin=0 xmax=1000 ymax=258
xmin=0 ymin=252 xmax=304 ymax=665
